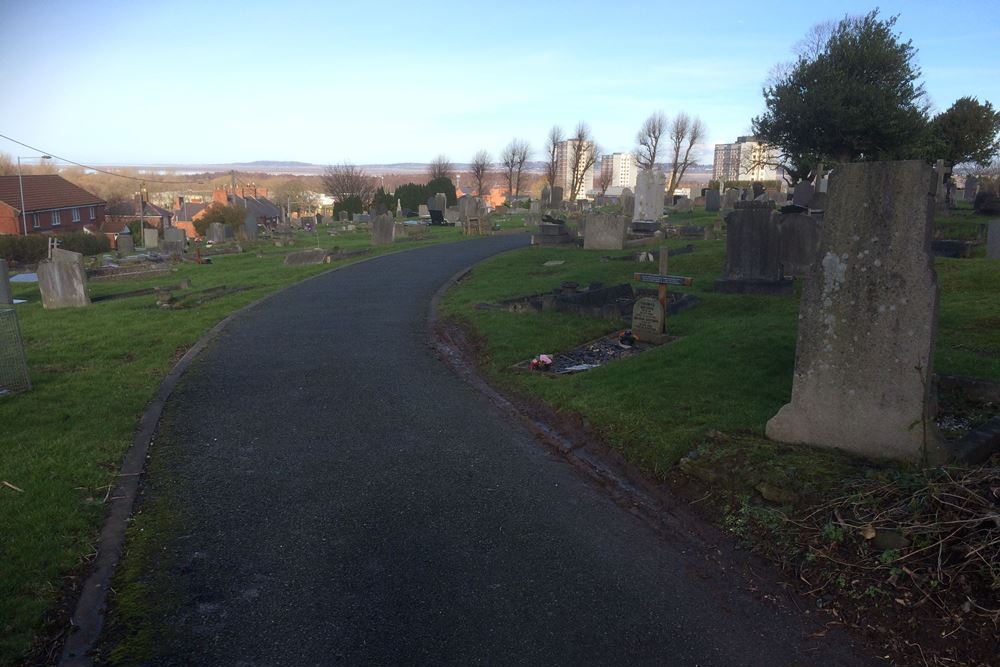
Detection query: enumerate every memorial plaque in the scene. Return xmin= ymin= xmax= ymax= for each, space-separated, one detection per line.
xmin=631 ymin=297 xmax=663 ymax=340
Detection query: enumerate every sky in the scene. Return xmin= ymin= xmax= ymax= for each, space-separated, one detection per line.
xmin=1 ymin=0 xmax=998 ymax=167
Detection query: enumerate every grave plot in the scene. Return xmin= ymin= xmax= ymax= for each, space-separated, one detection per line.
xmin=512 ymin=332 xmax=666 ymax=375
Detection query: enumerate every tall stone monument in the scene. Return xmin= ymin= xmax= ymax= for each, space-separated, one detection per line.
xmin=766 ymin=160 xmax=946 ymax=463
xmin=633 ymin=170 xmax=665 ymax=222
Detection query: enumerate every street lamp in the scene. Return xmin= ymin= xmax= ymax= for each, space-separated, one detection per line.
xmin=17 ymin=155 xmax=52 ymax=235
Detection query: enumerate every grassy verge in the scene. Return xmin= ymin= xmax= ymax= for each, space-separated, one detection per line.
xmin=0 ymin=221 xmax=478 ymax=664
xmin=441 ymin=207 xmax=999 ymax=665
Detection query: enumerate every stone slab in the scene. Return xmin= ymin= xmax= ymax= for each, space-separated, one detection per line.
xmin=766 ymin=160 xmax=946 ymax=463
xmin=37 ymin=259 xmax=90 ymax=309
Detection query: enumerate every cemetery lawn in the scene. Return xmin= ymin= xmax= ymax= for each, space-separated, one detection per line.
xmin=0 ymin=224 xmax=472 ymax=665
xmin=441 ymin=209 xmax=1000 ymax=665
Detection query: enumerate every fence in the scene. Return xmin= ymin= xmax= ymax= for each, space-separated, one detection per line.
xmin=0 ymin=307 xmax=30 ymax=396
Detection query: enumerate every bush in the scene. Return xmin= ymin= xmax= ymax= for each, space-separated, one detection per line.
xmin=0 ymin=235 xmax=48 ymax=264
xmin=332 ymin=196 xmax=364 ymax=218
xmin=973 ymin=191 xmax=1000 ymax=215
xmin=59 ymin=232 xmax=110 ymax=256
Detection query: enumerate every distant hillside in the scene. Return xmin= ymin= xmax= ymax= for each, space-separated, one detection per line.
xmin=235 ymin=160 xmax=316 ymax=167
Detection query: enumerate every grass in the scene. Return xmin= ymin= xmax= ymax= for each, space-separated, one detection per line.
xmin=442 ymin=207 xmax=1000 ymax=475
xmin=0 ymin=221 xmax=478 ymax=665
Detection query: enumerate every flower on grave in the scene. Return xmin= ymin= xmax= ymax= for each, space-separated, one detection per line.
xmin=618 ymin=329 xmax=637 ymax=347
xmin=530 ymin=354 xmax=553 ymax=371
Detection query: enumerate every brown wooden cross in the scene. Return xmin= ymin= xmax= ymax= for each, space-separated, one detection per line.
xmin=632 ymin=246 xmax=694 ymax=337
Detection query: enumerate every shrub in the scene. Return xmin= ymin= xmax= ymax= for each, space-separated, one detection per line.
xmin=0 ymin=235 xmax=49 ymax=264
xmin=332 ymin=195 xmax=364 ymax=218
xmin=973 ymin=191 xmax=1000 ymax=215
xmin=59 ymin=232 xmax=110 ymax=256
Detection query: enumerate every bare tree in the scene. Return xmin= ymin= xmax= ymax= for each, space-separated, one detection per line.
xmin=596 ymin=165 xmax=613 ymax=196
xmin=471 ymin=150 xmax=491 ymax=196
xmin=429 ymin=154 xmax=453 ymax=181
xmin=0 ymin=152 xmax=16 ymax=176
xmin=635 ymin=112 xmax=666 ymax=170
xmin=544 ymin=125 xmax=564 ymax=187
xmin=567 ymin=122 xmax=599 ymax=203
xmin=322 ymin=162 xmax=376 ymax=207
xmin=500 ymin=138 xmax=531 ymax=197
xmin=665 ymin=113 xmax=706 ymax=196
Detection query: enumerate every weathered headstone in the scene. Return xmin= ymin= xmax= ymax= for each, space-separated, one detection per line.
xmin=143 ymin=228 xmax=159 ymax=249
xmin=37 ymin=250 xmax=89 ymax=309
xmin=933 ymin=159 xmax=947 ymax=206
xmin=116 ymin=234 xmax=134 ymax=255
xmin=766 ymin=160 xmax=946 ymax=463
xmin=751 ymin=182 xmax=765 ymax=199
xmin=621 ymin=187 xmax=635 ymax=217
xmin=418 ymin=204 xmax=430 ymax=218
xmin=721 ymin=188 xmax=740 ymax=216
xmin=705 ymin=189 xmax=721 ymax=212
xmin=531 ymin=222 xmax=573 ymax=245
xmin=0 ymin=259 xmax=12 ymax=305
xmin=551 ymin=186 xmax=564 ymax=207
xmin=208 ymin=222 xmax=227 ymax=243
xmin=792 ymin=181 xmax=814 ymax=208
xmin=674 ymin=196 xmax=692 ymax=213
xmin=583 ymin=214 xmax=627 ymax=250
xmin=715 ymin=201 xmax=792 ymax=295
xmin=988 ymin=221 xmax=1000 ymax=260
xmin=541 ymin=185 xmax=552 ymax=207
xmin=371 ymin=214 xmax=395 ymax=245
xmin=963 ymin=175 xmax=978 ymax=202
xmin=633 ymin=170 xmax=665 ymax=222
xmin=434 ymin=193 xmax=447 ymax=212
xmin=338 ymin=211 xmax=349 ymax=222
xmin=631 ymin=297 xmax=664 ymax=342
xmin=283 ymin=248 xmax=331 ymax=266
xmin=444 ymin=208 xmax=460 ymax=225
xmin=774 ymin=212 xmax=821 ymax=276
xmin=51 ymin=247 xmax=84 ymax=268
xmin=243 ymin=218 xmax=258 ymax=241
xmin=162 ymin=227 xmax=186 ymax=257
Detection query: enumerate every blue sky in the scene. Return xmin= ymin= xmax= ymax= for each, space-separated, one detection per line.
xmin=1 ymin=0 xmax=997 ymax=166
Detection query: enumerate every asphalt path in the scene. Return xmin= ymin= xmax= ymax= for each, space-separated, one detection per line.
xmin=110 ymin=235 xmax=873 ymax=666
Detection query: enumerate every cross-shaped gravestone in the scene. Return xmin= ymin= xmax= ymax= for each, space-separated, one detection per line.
xmin=631 ymin=247 xmax=693 ymax=343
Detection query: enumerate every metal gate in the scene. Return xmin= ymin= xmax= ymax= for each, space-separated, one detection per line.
xmin=0 ymin=307 xmax=30 ymax=396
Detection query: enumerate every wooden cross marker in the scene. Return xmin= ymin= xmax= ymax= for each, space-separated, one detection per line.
xmin=631 ymin=246 xmax=694 ymax=341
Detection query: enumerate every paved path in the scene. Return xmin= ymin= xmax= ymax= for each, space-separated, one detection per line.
xmin=111 ymin=236 xmax=873 ymax=666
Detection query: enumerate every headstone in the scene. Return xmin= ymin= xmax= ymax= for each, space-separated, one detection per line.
xmin=418 ymin=204 xmax=430 ymax=218
xmin=705 ymin=189 xmax=721 ymax=212
xmin=766 ymin=160 xmax=946 ymax=463
xmin=721 ymin=188 xmax=740 ymax=215
xmin=116 ymin=234 xmax=134 ymax=255
xmin=987 ymin=221 xmax=1000 ymax=260
xmin=933 ymin=159 xmax=947 ymax=206
xmin=633 ymin=170 xmax=665 ymax=222
xmin=283 ymin=248 xmax=331 ymax=266
xmin=531 ymin=222 xmax=573 ymax=245
xmin=352 ymin=213 xmax=371 ymax=223
xmin=434 ymin=193 xmax=447 ymax=212
xmin=444 ymin=208 xmax=460 ymax=225
xmin=162 ymin=227 xmax=186 ymax=257
xmin=541 ymin=185 xmax=552 ymax=207
xmin=774 ymin=212 xmax=822 ymax=276
xmin=583 ymin=214 xmax=628 ymax=250
xmin=371 ymin=214 xmax=395 ymax=245
xmin=714 ymin=201 xmax=792 ymax=295
xmin=631 ymin=297 xmax=664 ymax=341
xmin=243 ymin=218 xmax=258 ymax=241
xmin=751 ymin=182 xmax=765 ymax=199
xmin=338 ymin=211 xmax=349 ymax=222
xmin=0 ymin=259 xmax=12 ymax=305
xmin=143 ymin=228 xmax=159 ymax=249
xmin=551 ymin=186 xmax=564 ymax=207
xmin=963 ymin=175 xmax=978 ymax=202
xmin=529 ymin=201 xmax=541 ymax=215
xmin=793 ymin=181 xmax=815 ymax=208
xmin=629 ymin=220 xmax=661 ymax=236
xmin=51 ymin=247 xmax=84 ymax=268
xmin=208 ymin=222 xmax=227 ymax=243
xmin=37 ymin=255 xmax=89 ymax=309
xmin=807 ymin=191 xmax=827 ymax=211
xmin=621 ymin=187 xmax=635 ymax=217
xmin=674 ymin=196 xmax=692 ymax=213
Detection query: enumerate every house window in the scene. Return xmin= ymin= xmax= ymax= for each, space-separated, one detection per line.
xmin=89 ymin=206 xmax=96 ymax=220
xmin=52 ymin=211 xmax=61 ymax=226
xmin=71 ymin=208 xmax=81 ymax=222
xmin=32 ymin=213 xmax=39 ymax=229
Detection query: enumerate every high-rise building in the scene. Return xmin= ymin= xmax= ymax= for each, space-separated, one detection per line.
xmin=600 ymin=153 xmax=638 ymax=189
xmin=555 ymin=139 xmax=595 ymax=200
xmin=712 ymin=136 xmax=782 ymax=182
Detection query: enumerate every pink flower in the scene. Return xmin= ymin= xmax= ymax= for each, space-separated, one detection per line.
xmin=539 ymin=354 xmax=553 ymax=365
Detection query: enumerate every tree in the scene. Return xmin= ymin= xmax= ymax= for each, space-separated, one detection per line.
xmin=470 ymin=150 xmax=491 ymax=196
xmin=596 ymin=165 xmax=613 ymax=196
xmin=567 ymin=122 xmax=599 ymax=203
xmin=754 ymin=11 xmax=928 ymax=165
xmin=927 ymin=97 xmax=1000 ymax=168
xmin=426 ymin=176 xmax=457 ymax=206
xmin=322 ymin=162 xmax=375 ymax=209
xmin=544 ymin=126 xmax=563 ymax=187
xmin=500 ymin=138 xmax=530 ymax=197
xmin=272 ymin=178 xmax=316 ymax=214
xmin=665 ymin=113 xmax=705 ymax=196
xmin=429 ymin=155 xmax=453 ymax=181
xmin=194 ymin=202 xmax=247 ymax=236
xmin=635 ymin=112 xmax=666 ymax=170
xmin=0 ymin=153 xmax=15 ymax=176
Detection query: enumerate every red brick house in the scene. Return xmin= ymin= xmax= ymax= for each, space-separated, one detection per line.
xmin=0 ymin=174 xmax=107 ymax=235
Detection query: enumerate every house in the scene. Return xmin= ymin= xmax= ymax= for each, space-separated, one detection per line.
xmin=172 ymin=196 xmax=210 ymax=240
xmin=105 ymin=194 xmax=174 ymax=232
xmin=212 ymin=186 xmax=283 ymax=230
xmin=0 ymin=174 xmax=107 ymax=235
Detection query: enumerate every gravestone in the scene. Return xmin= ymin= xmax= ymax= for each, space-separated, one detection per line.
xmin=551 ymin=186 xmax=564 ymax=207
xmin=162 ymin=227 xmax=186 ymax=257
xmin=0 ymin=306 xmax=31 ymax=395
xmin=529 ymin=201 xmax=541 ymax=216
xmin=721 ymin=188 xmax=740 ymax=215
xmin=633 ymin=170 xmax=665 ymax=222
xmin=715 ymin=201 xmax=792 ymax=295
xmin=208 ymin=222 xmax=228 ymax=243
xmin=792 ymin=181 xmax=814 ymax=208
xmin=963 ymin=175 xmax=978 ymax=202
xmin=37 ymin=250 xmax=89 ymax=309
xmin=541 ymin=185 xmax=552 ymax=207
xmin=352 ymin=213 xmax=371 ymax=223
xmin=583 ymin=214 xmax=627 ymax=250
xmin=674 ymin=196 xmax=692 ymax=213
xmin=807 ymin=191 xmax=827 ymax=211
xmin=751 ymin=182 xmax=765 ymax=199
xmin=51 ymin=247 xmax=84 ymax=268
xmin=531 ymin=222 xmax=573 ymax=245
xmin=116 ymin=234 xmax=134 ymax=255
xmin=774 ymin=212 xmax=821 ymax=276
xmin=705 ymin=189 xmax=721 ymax=212
xmin=988 ymin=221 xmax=1000 ymax=260
xmin=338 ymin=211 xmax=349 ymax=222
xmin=766 ymin=160 xmax=946 ymax=463
xmin=933 ymin=159 xmax=947 ymax=207
xmin=621 ymin=187 xmax=635 ymax=217
xmin=444 ymin=208 xmax=460 ymax=225
xmin=418 ymin=204 xmax=430 ymax=218
xmin=371 ymin=215 xmax=395 ymax=245
xmin=435 ymin=193 xmax=447 ymax=212
xmin=243 ymin=218 xmax=258 ymax=241
xmin=283 ymin=249 xmax=330 ymax=266
xmin=631 ymin=297 xmax=664 ymax=341
xmin=0 ymin=259 xmax=11 ymax=305
xmin=143 ymin=228 xmax=159 ymax=249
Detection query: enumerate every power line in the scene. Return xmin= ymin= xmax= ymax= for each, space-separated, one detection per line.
xmin=0 ymin=133 xmax=205 ymax=185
